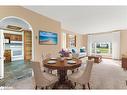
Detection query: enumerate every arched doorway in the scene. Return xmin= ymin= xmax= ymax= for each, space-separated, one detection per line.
xmin=0 ymin=16 xmax=34 ymax=79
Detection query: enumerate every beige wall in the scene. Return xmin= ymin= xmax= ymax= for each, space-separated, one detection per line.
xmin=0 ymin=6 xmax=61 ymax=62
xmin=4 ymin=6 xmax=126 ymax=61
xmin=120 ymin=30 xmax=127 ymax=56
xmin=82 ymin=34 xmax=88 ymax=48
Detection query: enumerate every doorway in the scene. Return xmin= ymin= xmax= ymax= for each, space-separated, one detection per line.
xmin=0 ymin=16 xmax=34 ymax=81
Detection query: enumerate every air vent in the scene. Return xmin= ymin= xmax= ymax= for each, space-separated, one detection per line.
xmin=6 ymin=25 xmax=22 ymax=31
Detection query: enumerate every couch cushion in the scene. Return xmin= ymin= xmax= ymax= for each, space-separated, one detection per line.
xmin=80 ymin=48 xmax=85 ymax=53
xmin=72 ymin=49 xmax=76 ymax=53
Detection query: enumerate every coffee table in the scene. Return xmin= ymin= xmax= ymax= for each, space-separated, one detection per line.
xmin=88 ymin=55 xmax=102 ymax=63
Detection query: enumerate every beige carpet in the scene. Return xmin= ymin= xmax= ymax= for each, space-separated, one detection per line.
xmin=4 ymin=58 xmax=127 ymax=89
xmin=91 ymin=59 xmax=127 ymax=89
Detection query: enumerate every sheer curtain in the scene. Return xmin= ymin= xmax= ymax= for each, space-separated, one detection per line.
xmin=87 ymin=34 xmax=93 ymax=55
xmin=112 ymin=31 xmax=121 ymax=59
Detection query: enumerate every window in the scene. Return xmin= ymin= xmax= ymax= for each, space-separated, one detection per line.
xmin=92 ymin=42 xmax=112 ymax=56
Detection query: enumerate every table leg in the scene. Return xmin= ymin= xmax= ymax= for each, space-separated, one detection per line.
xmin=52 ymin=69 xmax=74 ymax=89
xmin=57 ymin=69 xmax=67 ymax=83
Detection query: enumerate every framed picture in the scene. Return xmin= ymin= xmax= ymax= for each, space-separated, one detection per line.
xmin=39 ymin=30 xmax=58 ymax=45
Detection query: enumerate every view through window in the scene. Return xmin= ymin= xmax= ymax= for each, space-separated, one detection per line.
xmin=92 ymin=42 xmax=112 ymax=56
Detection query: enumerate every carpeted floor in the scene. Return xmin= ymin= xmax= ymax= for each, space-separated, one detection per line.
xmin=91 ymin=59 xmax=127 ymax=89
xmin=1 ymin=58 xmax=127 ymax=89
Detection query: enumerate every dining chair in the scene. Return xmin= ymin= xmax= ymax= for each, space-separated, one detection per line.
xmin=71 ymin=58 xmax=80 ymax=74
xmin=68 ymin=59 xmax=94 ymax=89
xmin=32 ymin=61 xmax=58 ymax=89
xmin=42 ymin=53 xmax=53 ymax=73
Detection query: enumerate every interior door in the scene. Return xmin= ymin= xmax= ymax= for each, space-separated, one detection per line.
xmin=0 ymin=30 xmax=4 ymax=79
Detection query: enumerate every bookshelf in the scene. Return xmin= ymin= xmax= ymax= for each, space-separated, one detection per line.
xmin=24 ymin=30 xmax=32 ymax=61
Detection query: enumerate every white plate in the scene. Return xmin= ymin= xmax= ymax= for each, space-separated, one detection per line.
xmin=50 ymin=58 xmax=57 ymax=60
xmin=48 ymin=60 xmax=56 ymax=64
xmin=66 ymin=57 xmax=72 ymax=60
xmin=67 ymin=60 xmax=76 ymax=64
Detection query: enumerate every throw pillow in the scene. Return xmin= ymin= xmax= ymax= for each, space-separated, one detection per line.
xmin=80 ymin=48 xmax=85 ymax=53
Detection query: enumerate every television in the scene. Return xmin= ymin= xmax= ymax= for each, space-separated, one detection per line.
xmin=39 ymin=30 xmax=58 ymax=45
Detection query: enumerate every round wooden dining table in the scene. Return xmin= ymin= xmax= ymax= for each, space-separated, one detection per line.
xmin=43 ymin=58 xmax=82 ymax=89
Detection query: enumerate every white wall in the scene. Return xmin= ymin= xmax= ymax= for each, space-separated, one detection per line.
xmin=61 ymin=32 xmax=66 ymax=49
xmin=0 ymin=30 xmax=4 ymax=79
xmin=89 ymin=33 xmax=113 ymax=43
xmin=112 ymin=31 xmax=121 ymax=59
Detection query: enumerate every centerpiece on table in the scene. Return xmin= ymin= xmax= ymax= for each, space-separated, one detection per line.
xmin=59 ymin=49 xmax=70 ymax=57
xmin=59 ymin=49 xmax=70 ymax=61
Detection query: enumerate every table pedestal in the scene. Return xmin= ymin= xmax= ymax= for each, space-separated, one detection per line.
xmin=52 ymin=69 xmax=74 ymax=89
xmin=43 ymin=58 xmax=82 ymax=89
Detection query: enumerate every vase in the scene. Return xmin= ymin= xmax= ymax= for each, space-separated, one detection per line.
xmin=59 ymin=57 xmax=65 ymax=62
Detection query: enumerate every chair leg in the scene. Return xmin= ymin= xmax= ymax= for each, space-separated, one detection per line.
xmin=72 ymin=70 xmax=74 ymax=73
xmin=41 ymin=87 xmax=44 ymax=89
xmin=48 ymin=69 xmax=50 ymax=73
xmin=83 ymin=84 xmax=85 ymax=89
xmin=35 ymin=85 xmax=37 ymax=89
xmin=74 ymin=82 xmax=76 ymax=87
xmin=45 ymin=86 xmax=48 ymax=89
xmin=50 ymin=70 xmax=52 ymax=74
xmin=48 ymin=69 xmax=52 ymax=74
xmin=88 ymin=83 xmax=91 ymax=89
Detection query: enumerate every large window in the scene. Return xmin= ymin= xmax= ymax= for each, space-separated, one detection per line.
xmin=92 ymin=42 xmax=112 ymax=56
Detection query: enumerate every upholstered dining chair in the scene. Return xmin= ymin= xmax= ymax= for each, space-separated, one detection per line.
xmin=42 ymin=53 xmax=53 ymax=73
xmin=68 ymin=59 xmax=94 ymax=89
xmin=32 ymin=61 xmax=58 ymax=89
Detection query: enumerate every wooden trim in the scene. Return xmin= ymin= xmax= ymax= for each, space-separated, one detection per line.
xmin=24 ymin=30 xmax=32 ymax=61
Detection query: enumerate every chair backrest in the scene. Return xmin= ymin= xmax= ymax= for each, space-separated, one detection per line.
xmin=32 ymin=61 xmax=45 ymax=86
xmin=42 ymin=53 xmax=51 ymax=60
xmin=82 ymin=59 xmax=94 ymax=83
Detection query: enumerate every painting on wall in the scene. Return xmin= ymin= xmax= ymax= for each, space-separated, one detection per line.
xmin=39 ymin=30 xmax=58 ymax=45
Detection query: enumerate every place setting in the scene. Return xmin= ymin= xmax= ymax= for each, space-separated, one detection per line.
xmin=67 ymin=60 xmax=76 ymax=64
xmin=50 ymin=57 xmax=57 ymax=60
xmin=47 ymin=60 xmax=57 ymax=64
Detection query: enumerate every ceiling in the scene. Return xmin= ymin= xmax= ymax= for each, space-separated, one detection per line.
xmin=24 ymin=6 xmax=127 ymax=34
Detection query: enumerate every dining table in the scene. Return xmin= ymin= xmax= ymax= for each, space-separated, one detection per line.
xmin=43 ymin=57 xmax=82 ymax=89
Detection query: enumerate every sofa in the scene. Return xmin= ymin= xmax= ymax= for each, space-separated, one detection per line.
xmin=69 ymin=47 xmax=87 ymax=58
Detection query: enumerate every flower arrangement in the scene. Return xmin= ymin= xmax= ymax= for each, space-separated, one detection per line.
xmin=59 ymin=49 xmax=69 ymax=57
